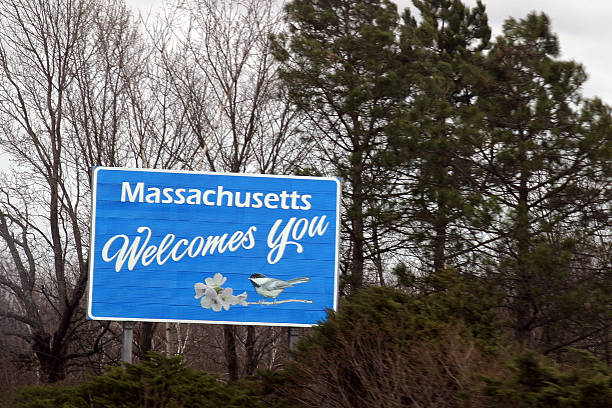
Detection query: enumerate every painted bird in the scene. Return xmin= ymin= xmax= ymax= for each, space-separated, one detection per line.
xmin=248 ymin=273 xmax=310 ymax=302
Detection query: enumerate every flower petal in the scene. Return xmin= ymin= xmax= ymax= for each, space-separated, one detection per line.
xmin=236 ymin=291 xmax=248 ymax=306
xmin=194 ymin=282 xmax=207 ymax=299
xmin=214 ymin=272 xmax=227 ymax=286
xmin=205 ymin=273 xmax=227 ymax=288
xmin=200 ymin=296 xmax=211 ymax=309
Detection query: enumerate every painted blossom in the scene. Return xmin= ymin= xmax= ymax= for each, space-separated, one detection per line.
xmin=195 ymin=273 xmax=247 ymax=311
xmin=200 ymin=287 xmax=223 ymax=311
xmin=218 ymin=287 xmax=237 ymax=311
xmin=236 ymin=291 xmax=248 ymax=306
xmin=194 ymin=282 xmax=207 ymax=299
xmin=205 ymin=273 xmax=226 ymax=289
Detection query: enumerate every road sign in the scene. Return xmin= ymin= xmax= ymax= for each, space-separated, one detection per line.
xmin=88 ymin=167 xmax=340 ymax=326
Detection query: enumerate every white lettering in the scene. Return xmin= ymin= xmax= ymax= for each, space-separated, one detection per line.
xmin=156 ymin=234 xmax=175 ymax=264
xmin=118 ymin=182 xmax=317 ymax=210
xmin=121 ymin=182 xmax=144 ymax=202
xmin=100 ymin=226 xmax=258 ymax=272
xmin=101 ymin=226 xmax=152 ymax=272
xmin=186 ymin=189 xmax=201 ymax=205
xmin=243 ymin=226 xmax=257 ymax=249
xmin=187 ymin=236 xmax=205 ymax=256
xmin=174 ymin=188 xmax=186 ymax=204
xmin=202 ymin=190 xmax=215 ymax=205
xmin=300 ymin=194 xmax=312 ymax=210
xmin=266 ymin=216 xmax=329 ymax=264
xmin=170 ymin=238 xmax=190 ymax=261
xmin=203 ymin=234 xmax=229 ymax=254
xmin=145 ymin=187 xmax=161 ymax=203
xmin=251 ymin=192 xmax=263 ymax=208
xmin=161 ymin=187 xmax=174 ymax=203
xmin=264 ymin=193 xmax=279 ymax=209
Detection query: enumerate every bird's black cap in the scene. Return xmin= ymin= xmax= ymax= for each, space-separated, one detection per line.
xmin=249 ymin=273 xmax=266 ymax=279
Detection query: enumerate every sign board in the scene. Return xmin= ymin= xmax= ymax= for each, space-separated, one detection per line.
xmin=88 ymin=167 xmax=340 ymax=327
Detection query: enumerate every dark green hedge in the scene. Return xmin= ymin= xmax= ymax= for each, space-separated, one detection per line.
xmin=10 ymin=352 xmax=292 ymax=408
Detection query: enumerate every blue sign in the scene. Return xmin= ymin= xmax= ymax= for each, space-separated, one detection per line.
xmin=88 ymin=167 xmax=340 ymax=327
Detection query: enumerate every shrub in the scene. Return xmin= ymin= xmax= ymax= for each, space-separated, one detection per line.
xmin=483 ymin=349 xmax=612 ymax=408
xmin=281 ymin=286 xmax=503 ymax=408
xmin=10 ymin=352 xmax=281 ymax=408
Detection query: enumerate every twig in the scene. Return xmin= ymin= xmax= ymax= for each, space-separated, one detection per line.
xmin=247 ymin=299 xmax=313 ymax=305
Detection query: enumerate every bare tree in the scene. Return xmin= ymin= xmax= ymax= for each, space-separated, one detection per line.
xmin=157 ymin=0 xmax=305 ymax=174
xmin=150 ymin=0 xmax=306 ymax=380
xmin=0 ymin=0 xmax=201 ymax=382
xmin=0 ymin=0 xmax=307 ymax=384
xmin=0 ymin=0 xmax=115 ymax=382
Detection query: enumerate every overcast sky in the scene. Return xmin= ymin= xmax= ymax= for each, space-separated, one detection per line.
xmin=127 ymin=0 xmax=612 ymax=105
xmin=397 ymin=0 xmax=612 ymax=104
xmin=0 ymin=1 xmax=607 ymax=171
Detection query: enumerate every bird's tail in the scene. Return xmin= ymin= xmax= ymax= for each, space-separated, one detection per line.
xmin=287 ymin=277 xmax=310 ymax=285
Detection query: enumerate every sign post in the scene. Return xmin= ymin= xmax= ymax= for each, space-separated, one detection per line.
xmin=88 ymin=168 xmax=340 ymax=327
xmin=121 ymin=321 xmax=134 ymax=363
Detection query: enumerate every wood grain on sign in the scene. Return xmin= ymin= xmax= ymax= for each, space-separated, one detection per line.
xmin=88 ymin=168 xmax=340 ymax=327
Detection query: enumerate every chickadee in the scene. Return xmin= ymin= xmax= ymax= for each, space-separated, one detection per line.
xmin=248 ymin=273 xmax=310 ymax=302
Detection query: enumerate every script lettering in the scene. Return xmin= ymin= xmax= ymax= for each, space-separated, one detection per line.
xmin=266 ymin=216 xmax=329 ymax=264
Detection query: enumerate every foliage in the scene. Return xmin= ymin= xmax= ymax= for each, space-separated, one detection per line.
xmin=0 ymin=0 xmax=299 ymax=384
xmin=0 ymin=0 xmax=610 ymax=394
xmin=280 ymin=285 xmax=611 ymax=407
xmin=274 ymin=0 xmax=412 ymax=290
xmin=281 ymin=285 xmax=504 ymax=407
xmin=393 ymin=0 xmax=494 ymax=276
xmin=473 ymin=11 xmax=612 ymax=348
xmin=483 ymin=350 xmax=612 ymax=407
xmin=9 ymin=353 xmax=283 ymax=408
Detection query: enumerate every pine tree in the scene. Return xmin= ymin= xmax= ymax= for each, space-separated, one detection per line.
xmin=475 ymin=12 xmax=612 ymax=348
xmin=392 ymin=0 xmax=492 ymax=278
xmin=273 ymin=0 xmax=411 ymax=290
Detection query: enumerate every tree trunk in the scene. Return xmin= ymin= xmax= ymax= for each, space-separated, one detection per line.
xmin=514 ymin=156 xmax=534 ymax=345
xmin=350 ymin=151 xmax=365 ymax=291
xmin=432 ymin=216 xmax=448 ymax=278
xmin=224 ymin=325 xmax=239 ymax=381
xmin=33 ymin=332 xmax=66 ymax=383
xmin=245 ymin=326 xmax=258 ymax=375
xmin=137 ymin=322 xmax=157 ymax=360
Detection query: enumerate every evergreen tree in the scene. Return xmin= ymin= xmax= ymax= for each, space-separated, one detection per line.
xmin=393 ymin=0 xmax=493 ymax=278
xmin=273 ymin=0 xmax=412 ymax=290
xmin=474 ymin=13 xmax=612 ymax=348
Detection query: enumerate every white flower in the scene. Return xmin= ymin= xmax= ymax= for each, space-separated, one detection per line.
xmin=194 ymin=273 xmax=247 ymax=311
xmin=200 ymin=287 xmax=223 ymax=312
xmin=205 ymin=273 xmax=226 ymax=289
xmin=236 ymin=291 xmax=248 ymax=306
xmin=221 ymin=288 xmax=249 ymax=309
xmin=218 ymin=287 xmax=236 ymax=311
xmin=194 ymin=282 xmax=207 ymax=299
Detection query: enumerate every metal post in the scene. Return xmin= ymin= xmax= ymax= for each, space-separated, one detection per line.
xmin=121 ymin=321 xmax=135 ymax=364
xmin=288 ymin=326 xmax=300 ymax=350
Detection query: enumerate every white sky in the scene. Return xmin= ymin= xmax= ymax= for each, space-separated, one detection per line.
xmin=126 ymin=0 xmax=611 ymax=104
xmin=1 ymin=1 xmax=609 ymax=170
xmin=396 ymin=0 xmax=612 ymax=104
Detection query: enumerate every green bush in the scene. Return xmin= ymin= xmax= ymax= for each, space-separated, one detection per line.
xmin=280 ymin=284 xmax=612 ymax=407
xmin=11 ymin=286 xmax=611 ymax=408
xmin=483 ymin=350 xmax=612 ymax=408
xmin=282 ymin=285 xmax=503 ymax=407
xmin=10 ymin=353 xmax=286 ymax=408
xmin=7 ymin=383 xmax=85 ymax=408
